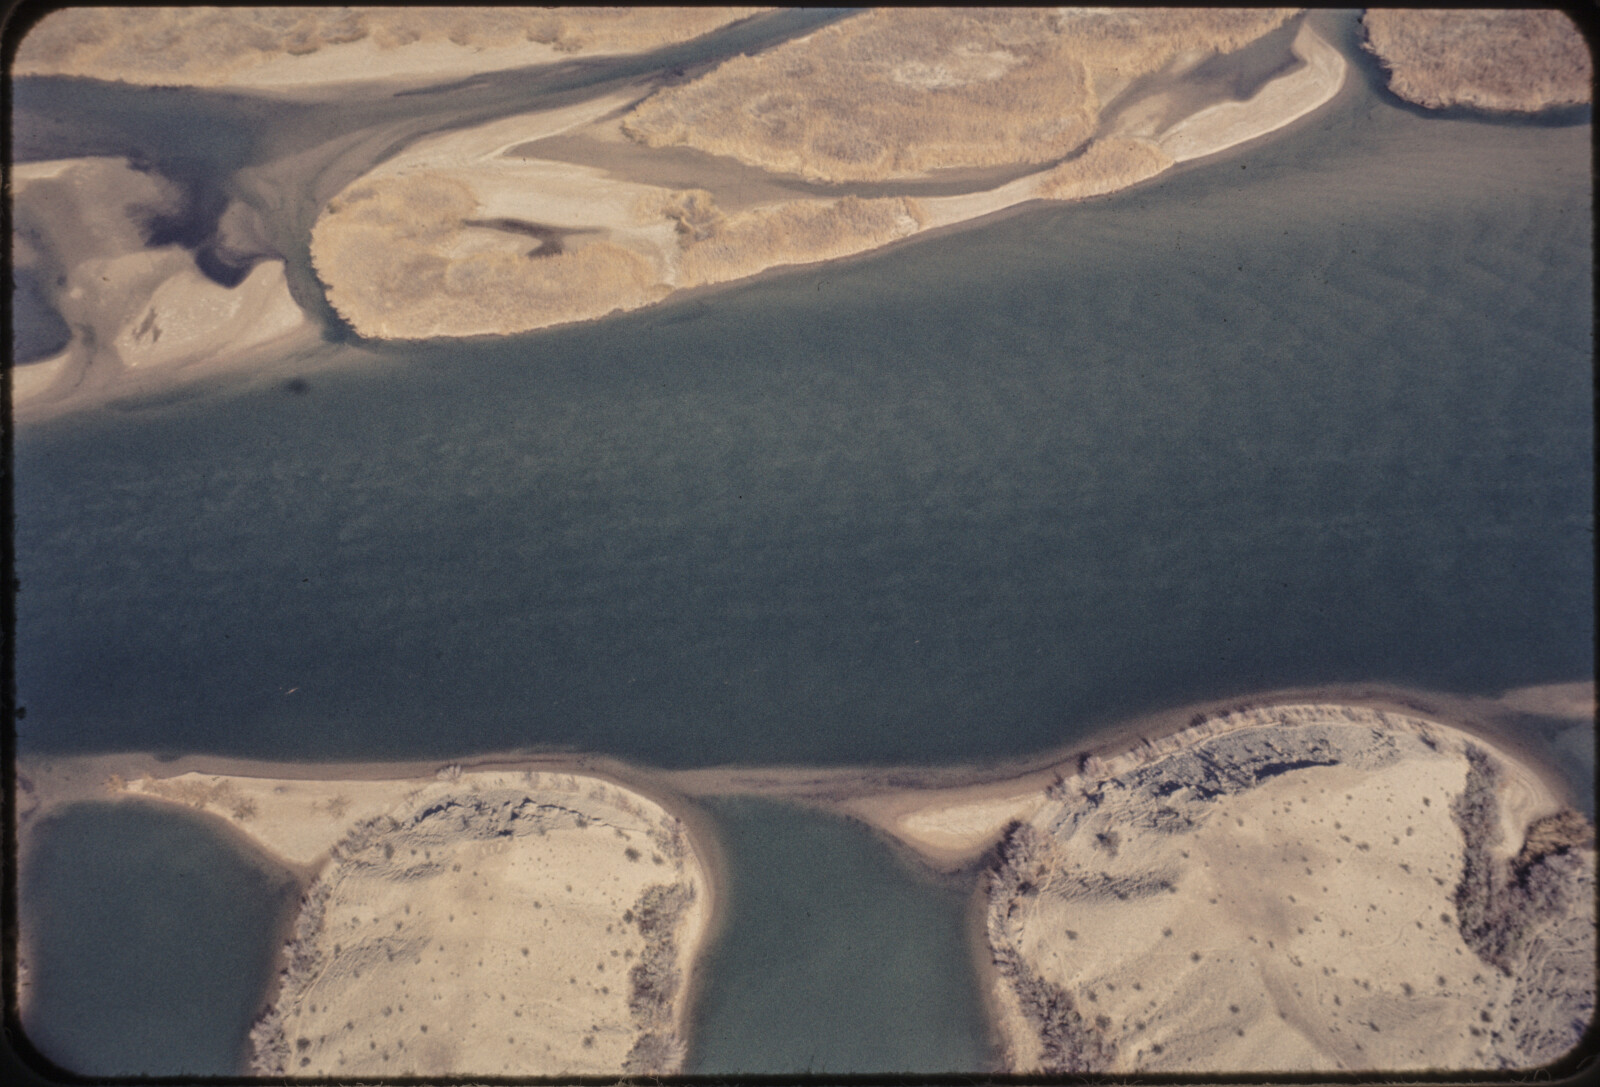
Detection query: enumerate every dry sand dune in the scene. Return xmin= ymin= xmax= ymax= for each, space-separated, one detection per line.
xmin=1362 ymin=10 xmax=1592 ymax=114
xmin=967 ymin=706 xmax=1595 ymax=1072
xmin=16 ymin=761 xmax=715 ymax=1077
xmin=12 ymin=8 xmax=767 ymax=90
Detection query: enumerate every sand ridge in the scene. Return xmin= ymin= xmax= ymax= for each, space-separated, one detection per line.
xmin=14 ymin=687 xmax=1594 ymax=1075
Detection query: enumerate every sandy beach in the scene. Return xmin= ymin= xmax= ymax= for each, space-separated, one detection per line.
xmin=16 ymin=755 xmax=715 ymax=1077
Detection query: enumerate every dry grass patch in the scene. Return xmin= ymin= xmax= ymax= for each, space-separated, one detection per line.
xmin=671 ymin=193 xmax=923 ymax=287
xmin=15 ymin=7 xmax=766 ymax=86
xmin=1037 ymin=138 xmax=1173 ymax=201
xmin=1362 ymin=10 xmax=1591 ymax=112
xmin=622 ymin=8 xmax=1293 ymax=182
xmin=311 ymin=174 xmax=662 ymax=339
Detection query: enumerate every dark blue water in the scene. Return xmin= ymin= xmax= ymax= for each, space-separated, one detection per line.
xmin=14 ymin=99 xmax=1591 ymax=769
xmin=684 ymin=799 xmax=993 ymax=1073
xmin=17 ymin=801 xmax=301 ymax=1076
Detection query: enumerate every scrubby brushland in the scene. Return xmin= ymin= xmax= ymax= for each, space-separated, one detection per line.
xmin=1362 ymin=10 xmax=1591 ymax=113
xmin=1036 ymin=138 xmax=1175 ymax=202
xmin=12 ymin=7 xmax=766 ymax=86
xmin=667 ymin=193 xmax=926 ymax=288
xmin=310 ymin=174 xmax=666 ymax=340
xmin=621 ymin=8 xmax=1294 ymax=182
xmin=983 ymin=707 xmax=1596 ymax=1072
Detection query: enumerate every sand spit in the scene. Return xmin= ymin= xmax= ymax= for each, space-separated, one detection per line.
xmin=973 ymin=705 xmax=1594 ymax=1072
xmin=12 ymin=8 xmax=766 ymax=90
xmin=16 ymin=761 xmax=713 ymax=1077
xmin=311 ymin=17 xmax=1347 ymax=341
xmin=1362 ymin=10 xmax=1592 ymax=114
xmin=1497 ymin=681 xmax=1597 ymax=722
xmin=11 ymin=157 xmax=318 ymax=423
xmin=1158 ymin=19 xmax=1347 ymax=162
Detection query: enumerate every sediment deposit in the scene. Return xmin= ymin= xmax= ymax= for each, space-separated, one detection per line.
xmin=310 ymin=12 xmax=1347 ymax=341
xmin=1362 ymin=10 xmax=1592 ymax=113
xmin=979 ymin=706 xmax=1594 ymax=1072
xmin=10 ymin=157 xmax=315 ymax=420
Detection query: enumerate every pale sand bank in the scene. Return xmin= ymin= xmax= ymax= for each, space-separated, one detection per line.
xmin=16 ymin=757 xmax=715 ymax=1077
xmin=963 ymin=706 xmax=1594 ymax=1072
xmin=311 ymin=21 xmax=1347 ymax=341
xmin=1362 ymin=10 xmax=1592 ymax=114
xmin=1495 ymin=680 xmax=1596 ymax=722
xmin=12 ymin=8 xmax=767 ymax=91
xmin=1158 ymin=20 xmax=1347 ymax=162
xmin=11 ymin=157 xmax=319 ymax=423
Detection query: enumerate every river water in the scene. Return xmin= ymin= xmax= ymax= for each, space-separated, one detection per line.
xmin=10 ymin=10 xmax=1592 ymax=1074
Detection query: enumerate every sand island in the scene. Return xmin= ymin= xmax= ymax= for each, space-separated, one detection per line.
xmin=1362 ymin=9 xmax=1592 ymax=114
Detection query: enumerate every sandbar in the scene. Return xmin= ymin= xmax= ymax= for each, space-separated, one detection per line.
xmin=11 ymin=157 xmax=320 ymax=424
xmin=310 ymin=18 xmax=1348 ymax=341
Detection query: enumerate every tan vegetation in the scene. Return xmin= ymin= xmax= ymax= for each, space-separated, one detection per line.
xmin=672 ymin=193 xmax=924 ymax=287
xmin=304 ymin=10 xmax=1347 ymax=341
xmin=621 ymin=8 xmax=1294 ymax=182
xmin=14 ymin=7 xmax=766 ymax=87
xmin=310 ymin=174 xmax=664 ymax=340
xmin=1362 ymin=10 xmax=1592 ymax=113
xmin=1037 ymin=138 xmax=1173 ymax=201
